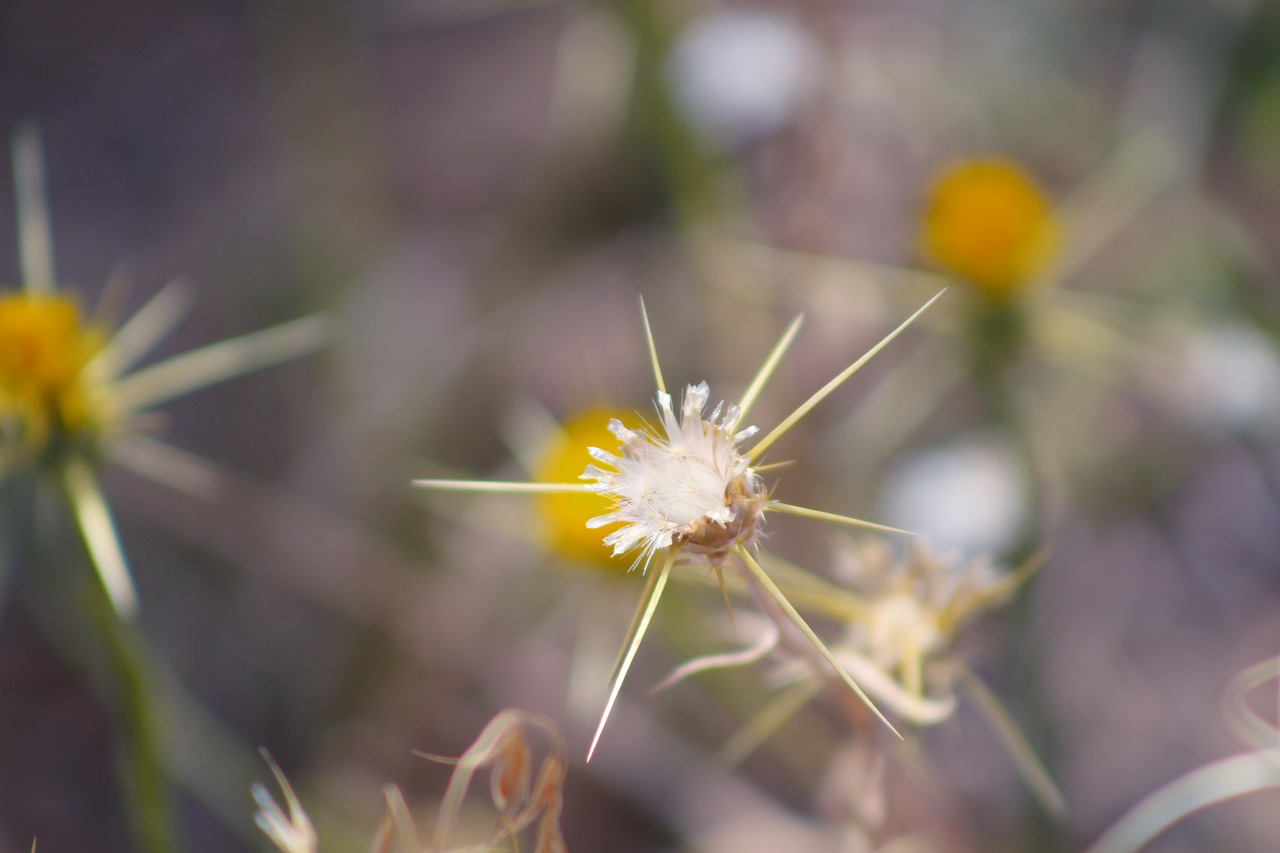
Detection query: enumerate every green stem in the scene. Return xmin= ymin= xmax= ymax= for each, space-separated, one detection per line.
xmin=607 ymin=0 xmax=721 ymax=228
xmin=963 ymin=294 xmax=1064 ymax=845
xmin=81 ymin=576 xmax=181 ymax=853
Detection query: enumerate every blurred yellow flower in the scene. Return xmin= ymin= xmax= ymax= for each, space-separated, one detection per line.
xmin=533 ymin=407 xmax=634 ymax=569
xmin=3 ymin=124 xmax=327 ymax=618
xmin=0 ymin=292 xmax=106 ymax=457
xmin=921 ymin=158 xmax=1059 ymax=299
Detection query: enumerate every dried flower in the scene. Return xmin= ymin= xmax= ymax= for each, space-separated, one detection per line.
xmin=256 ymin=711 xmax=570 ymax=853
xmin=833 ymin=540 xmax=1034 ymax=713
xmin=582 ymin=382 xmax=762 ymax=569
xmin=252 ymin=752 xmax=317 ymax=853
xmin=674 ymin=541 xmax=1035 ymax=745
xmin=424 ymin=708 xmax=569 ymax=853
xmin=417 ymin=293 xmax=943 ymax=758
xmin=666 ymin=540 xmax=1063 ymax=816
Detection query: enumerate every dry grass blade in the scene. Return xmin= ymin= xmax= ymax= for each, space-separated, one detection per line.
xmin=1225 ymin=655 xmax=1280 ymax=749
xmin=369 ymin=786 xmax=420 ymax=853
xmin=651 ymin=615 xmax=779 ymax=693
xmin=431 ymin=709 xmax=569 ymax=852
xmin=1085 ymin=750 xmax=1280 ymax=853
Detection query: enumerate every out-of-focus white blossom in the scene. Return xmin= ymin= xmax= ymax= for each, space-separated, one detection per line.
xmin=879 ymin=434 xmax=1028 ymax=557
xmin=667 ymin=10 xmax=820 ymax=148
xmin=1175 ymin=321 xmax=1280 ymax=437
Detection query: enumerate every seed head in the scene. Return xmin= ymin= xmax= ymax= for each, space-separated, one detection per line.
xmin=582 ymin=381 xmax=763 ymax=570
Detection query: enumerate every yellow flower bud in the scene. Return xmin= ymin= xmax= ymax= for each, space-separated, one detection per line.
xmin=0 ymin=292 xmax=105 ymax=454
xmin=921 ymin=158 xmax=1059 ymax=299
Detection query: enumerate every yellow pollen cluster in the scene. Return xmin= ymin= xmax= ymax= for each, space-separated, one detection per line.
xmin=921 ymin=158 xmax=1059 ymax=299
xmin=534 ymin=408 xmax=633 ymax=569
xmin=0 ymin=292 xmax=106 ymax=456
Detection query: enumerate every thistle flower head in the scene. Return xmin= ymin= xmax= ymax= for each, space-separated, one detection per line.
xmin=582 ymin=382 xmax=763 ymax=569
xmin=415 ymin=293 xmax=945 ymax=758
xmin=4 ymin=125 xmax=327 ymax=618
xmin=921 ymin=157 xmax=1059 ymax=299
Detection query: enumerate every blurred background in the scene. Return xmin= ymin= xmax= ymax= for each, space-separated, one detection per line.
xmin=1 ymin=0 xmax=1279 ymax=850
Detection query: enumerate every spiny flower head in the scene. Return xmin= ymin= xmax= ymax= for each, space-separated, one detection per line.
xmin=583 ymin=382 xmax=763 ymax=570
xmin=416 ymin=293 xmax=944 ymax=758
xmin=0 ymin=292 xmax=108 ymax=459
xmin=921 ymin=157 xmax=1059 ymax=299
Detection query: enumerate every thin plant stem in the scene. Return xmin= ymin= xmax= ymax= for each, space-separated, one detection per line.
xmin=59 ymin=463 xmax=177 ymax=850
xmin=81 ymin=561 xmax=180 ymax=853
xmin=959 ymin=665 xmax=1067 ymax=819
xmin=606 ymin=0 xmax=721 ymax=228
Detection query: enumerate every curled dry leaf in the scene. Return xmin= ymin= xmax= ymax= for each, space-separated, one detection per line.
xmin=426 ymin=708 xmax=569 ymax=853
xmin=260 ymin=710 xmax=571 ymax=853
